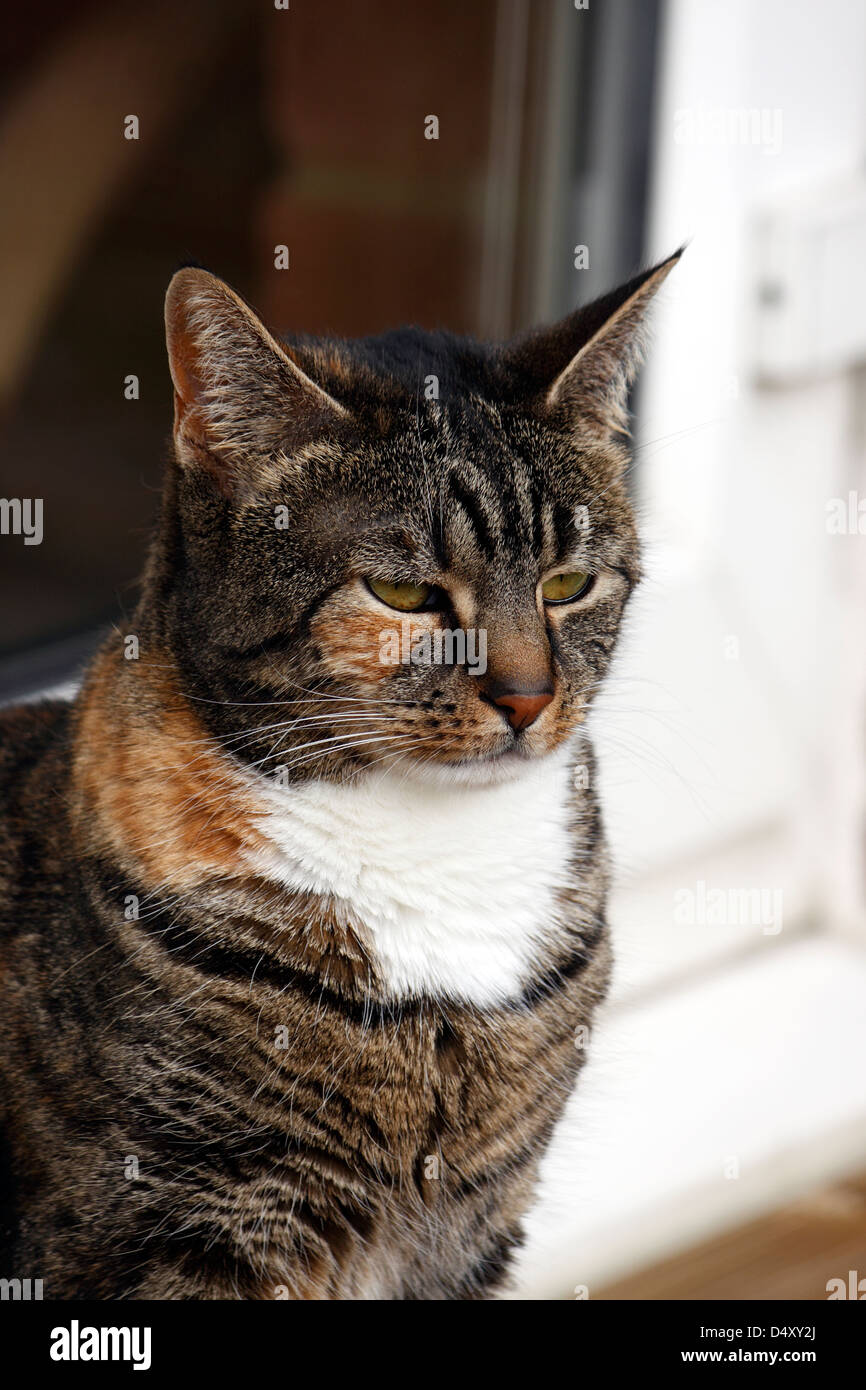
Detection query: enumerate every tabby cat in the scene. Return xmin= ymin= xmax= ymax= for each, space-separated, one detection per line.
xmin=0 ymin=251 xmax=678 ymax=1299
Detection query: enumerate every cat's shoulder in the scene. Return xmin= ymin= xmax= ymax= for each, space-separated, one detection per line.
xmin=0 ymin=698 xmax=72 ymax=777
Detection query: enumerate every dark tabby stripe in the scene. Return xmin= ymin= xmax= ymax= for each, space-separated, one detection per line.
xmin=448 ymin=471 xmax=497 ymax=560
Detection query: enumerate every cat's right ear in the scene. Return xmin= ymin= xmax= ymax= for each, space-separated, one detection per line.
xmin=165 ymin=268 xmax=348 ymax=493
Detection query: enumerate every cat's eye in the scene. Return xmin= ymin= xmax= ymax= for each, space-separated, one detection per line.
xmin=541 ymin=570 xmax=593 ymax=604
xmin=366 ymin=577 xmax=435 ymax=612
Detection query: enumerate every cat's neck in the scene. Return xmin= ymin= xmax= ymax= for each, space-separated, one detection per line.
xmin=242 ymin=749 xmax=582 ymax=1007
xmin=71 ymin=644 xmax=590 ymax=1008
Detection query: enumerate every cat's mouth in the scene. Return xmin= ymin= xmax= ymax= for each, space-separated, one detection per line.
xmin=396 ymin=734 xmax=557 ymax=788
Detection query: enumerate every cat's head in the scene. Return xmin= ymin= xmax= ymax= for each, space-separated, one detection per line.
xmin=147 ymin=253 xmax=678 ymax=787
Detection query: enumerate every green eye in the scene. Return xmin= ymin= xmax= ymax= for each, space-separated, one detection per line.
xmin=541 ymin=570 xmax=593 ymax=604
xmin=367 ymin=577 xmax=434 ymax=612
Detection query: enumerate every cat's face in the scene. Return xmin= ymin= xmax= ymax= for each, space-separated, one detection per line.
xmin=152 ymin=259 xmax=677 ymax=786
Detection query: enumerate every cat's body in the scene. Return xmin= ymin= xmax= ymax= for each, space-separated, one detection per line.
xmin=0 ymin=684 xmax=607 ymax=1299
xmin=0 ymin=253 xmax=677 ymax=1298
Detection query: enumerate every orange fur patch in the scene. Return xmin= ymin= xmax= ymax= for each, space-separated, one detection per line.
xmin=310 ymin=599 xmax=406 ymax=689
xmin=72 ymin=647 xmax=266 ymax=891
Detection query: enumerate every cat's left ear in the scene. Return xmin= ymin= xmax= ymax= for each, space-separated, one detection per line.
xmin=165 ymin=267 xmax=349 ymax=492
xmin=503 ymin=248 xmax=682 ymax=441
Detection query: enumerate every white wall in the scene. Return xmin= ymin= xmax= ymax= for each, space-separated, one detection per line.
xmin=515 ymin=0 xmax=866 ymax=1297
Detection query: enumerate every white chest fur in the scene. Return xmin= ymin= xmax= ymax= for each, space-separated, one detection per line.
xmin=244 ymin=751 xmax=577 ymax=1008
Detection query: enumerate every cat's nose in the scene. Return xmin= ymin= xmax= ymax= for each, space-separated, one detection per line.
xmin=481 ymin=683 xmax=554 ymax=731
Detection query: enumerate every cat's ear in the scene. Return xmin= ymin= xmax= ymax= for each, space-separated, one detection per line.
xmin=165 ymin=268 xmax=348 ymax=490
xmin=503 ymin=249 xmax=682 ymax=441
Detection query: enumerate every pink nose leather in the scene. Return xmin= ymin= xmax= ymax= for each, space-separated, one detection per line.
xmin=487 ymin=689 xmax=553 ymax=731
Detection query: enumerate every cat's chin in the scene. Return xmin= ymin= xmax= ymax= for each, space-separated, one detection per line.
xmin=385 ymin=745 xmax=556 ymax=790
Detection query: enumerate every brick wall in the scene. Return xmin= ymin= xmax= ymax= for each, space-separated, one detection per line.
xmin=254 ymin=0 xmax=498 ymax=338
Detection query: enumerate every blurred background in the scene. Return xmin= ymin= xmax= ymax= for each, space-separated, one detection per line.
xmin=1 ymin=0 xmax=864 ymax=1299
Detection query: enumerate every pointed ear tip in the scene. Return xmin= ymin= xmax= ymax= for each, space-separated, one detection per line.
xmin=164 ymin=267 xmax=224 ymax=323
xmin=630 ymin=246 xmax=684 ymax=303
xmin=655 ymin=244 xmax=687 ymax=275
xmin=648 ymin=246 xmax=684 ymax=275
